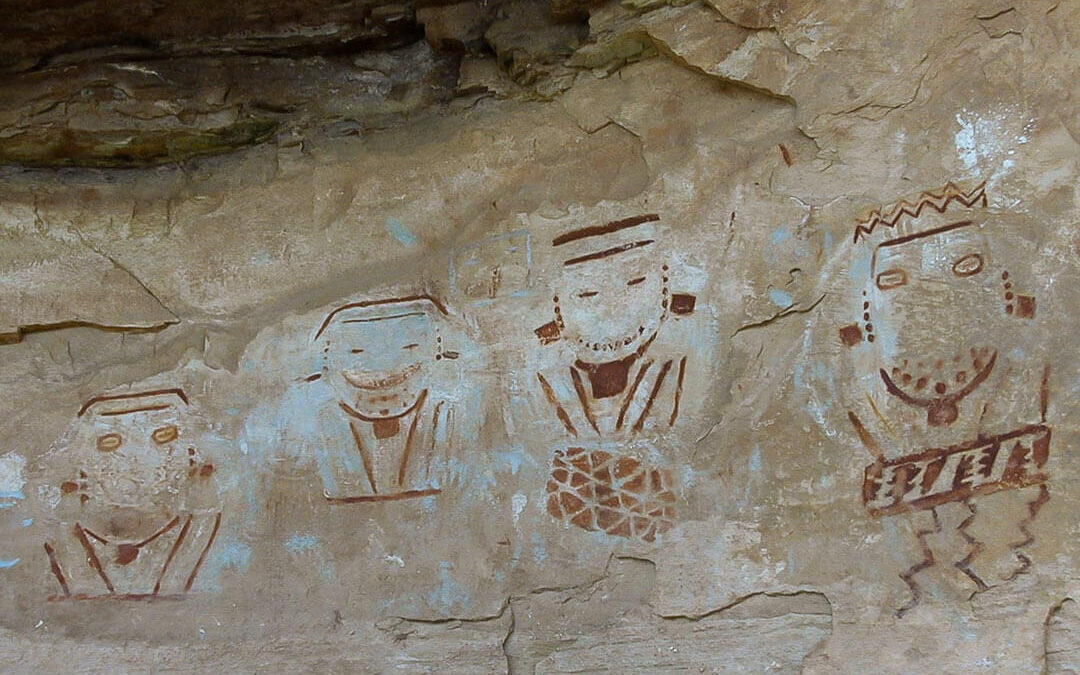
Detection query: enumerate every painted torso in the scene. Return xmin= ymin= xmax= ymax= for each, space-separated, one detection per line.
xmin=317 ymin=392 xmax=455 ymax=500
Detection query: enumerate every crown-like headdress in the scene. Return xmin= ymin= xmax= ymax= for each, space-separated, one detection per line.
xmin=852 ymin=181 xmax=988 ymax=244
xmin=534 ymin=212 xmax=696 ymax=345
xmin=314 ymin=294 xmax=448 ymax=341
xmin=552 ymin=213 xmax=661 ymax=266
xmin=78 ymin=388 xmax=189 ymax=418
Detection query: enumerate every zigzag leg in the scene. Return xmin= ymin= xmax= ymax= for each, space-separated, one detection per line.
xmin=896 ymin=508 xmax=941 ymax=618
xmin=1003 ymin=484 xmax=1050 ymax=582
xmin=953 ymin=498 xmax=989 ymax=592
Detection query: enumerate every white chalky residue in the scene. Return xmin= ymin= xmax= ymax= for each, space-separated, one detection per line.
xmin=0 ymin=452 xmax=26 ymax=497
xmin=954 ymin=113 xmax=980 ymax=170
xmin=954 ymin=107 xmax=1035 ymax=197
xmin=511 ymin=493 xmax=527 ymax=525
xmin=38 ymin=485 xmax=61 ymax=510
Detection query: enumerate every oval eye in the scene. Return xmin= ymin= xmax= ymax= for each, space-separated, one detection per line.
xmin=96 ymin=433 xmax=122 ymax=452
xmin=952 ymin=253 xmax=984 ymax=277
xmin=875 ymin=268 xmax=908 ymax=290
xmin=576 ymin=290 xmax=598 ymax=299
xmin=151 ymin=425 xmax=179 ymax=444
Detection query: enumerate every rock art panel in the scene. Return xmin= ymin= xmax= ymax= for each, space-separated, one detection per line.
xmin=41 ymin=388 xmax=221 ymax=600
xmin=837 ymin=181 xmax=1053 ymax=615
xmin=0 ymin=0 xmax=1078 ymax=669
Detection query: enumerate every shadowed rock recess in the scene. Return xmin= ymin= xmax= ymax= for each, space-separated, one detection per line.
xmin=0 ymin=0 xmax=1078 ymax=672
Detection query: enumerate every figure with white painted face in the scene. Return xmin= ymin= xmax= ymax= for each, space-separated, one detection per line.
xmin=532 ymin=213 xmax=699 ymax=543
xmin=312 ymin=294 xmax=460 ymax=503
xmin=43 ymin=389 xmax=221 ymax=600
xmin=841 ymin=182 xmax=1051 ymax=614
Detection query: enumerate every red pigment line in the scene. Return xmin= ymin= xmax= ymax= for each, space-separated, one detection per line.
xmin=953 ymin=500 xmax=989 ymax=592
xmin=552 ymin=214 xmax=660 ymax=246
xmin=49 ymin=593 xmax=187 ymax=602
xmin=74 ymin=524 xmax=114 ymax=594
xmin=98 ymin=403 xmax=172 ymax=416
xmin=853 ymin=182 xmax=987 ymax=243
xmin=1040 ymin=362 xmax=1051 ymax=422
xmin=879 ymin=220 xmax=974 ymax=248
xmin=537 ymin=373 xmax=577 ymax=437
xmin=896 ymin=509 xmax=940 ymax=618
xmin=669 ymin=356 xmax=687 ymax=427
xmin=325 ymin=489 xmax=442 ymax=504
xmin=570 ymin=368 xmax=599 ymax=434
xmin=847 ymin=410 xmax=883 ymax=461
xmin=44 ymin=543 xmax=70 ymax=596
xmin=314 ymin=294 xmax=448 ymax=340
xmin=563 ymin=240 xmax=654 ymax=266
xmin=616 ymin=360 xmax=653 ymax=431
xmin=348 ymin=421 xmax=379 ymax=494
xmin=154 ymin=515 xmax=192 ymax=596
xmin=633 ymin=359 xmax=673 ymax=434
xmin=398 ymin=389 xmax=428 ymax=487
xmin=136 ymin=516 xmax=181 ymax=547
xmin=184 ymin=512 xmax=222 ymax=592
xmin=78 ymin=388 xmax=188 ymax=417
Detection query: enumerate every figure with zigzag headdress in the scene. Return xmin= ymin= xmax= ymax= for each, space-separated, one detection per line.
xmin=839 ymin=181 xmax=1052 ymax=616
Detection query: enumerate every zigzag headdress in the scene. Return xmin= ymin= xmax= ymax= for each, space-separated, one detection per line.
xmin=852 ymin=181 xmax=988 ymax=244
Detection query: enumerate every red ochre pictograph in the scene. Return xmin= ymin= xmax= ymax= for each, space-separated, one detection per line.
xmin=546 ymin=448 xmax=675 ymax=543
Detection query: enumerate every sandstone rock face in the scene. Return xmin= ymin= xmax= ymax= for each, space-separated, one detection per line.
xmin=0 ymin=0 xmax=1078 ymax=672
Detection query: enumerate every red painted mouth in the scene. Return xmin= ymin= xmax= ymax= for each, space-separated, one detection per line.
xmin=342 ymin=363 xmax=421 ymax=391
xmin=576 ymin=324 xmax=653 ymax=355
xmin=880 ymin=349 xmax=998 ymax=427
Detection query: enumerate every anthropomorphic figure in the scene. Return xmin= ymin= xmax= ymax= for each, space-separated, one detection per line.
xmin=44 ymin=389 xmax=221 ymax=599
xmin=312 ymin=294 xmax=460 ymax=503
xmin=841 ymin=182 xmax=1050 ymax=614
xmin=533 ymin=213 xmax=698 ymax=543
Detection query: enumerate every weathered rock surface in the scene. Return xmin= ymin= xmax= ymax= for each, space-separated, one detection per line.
xmin=0 ymin=0 xmax=1078 ymax=672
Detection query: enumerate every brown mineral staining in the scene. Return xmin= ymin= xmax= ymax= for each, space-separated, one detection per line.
xmin=778 ymin=143 xmax=793 ymax=166
xmin=0 ymin=119 xmax=280 ymax=168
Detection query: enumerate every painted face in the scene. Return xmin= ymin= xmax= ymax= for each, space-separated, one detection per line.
xmin=321 ymin=310 xmax=436 ymax=417
xmin=75 ymin=401 xmax=191 ymax=509
xmin=869 ymin=222 xmax=1000 ymax=406
xmin=558 ymin=246 xmax=666 ymax=362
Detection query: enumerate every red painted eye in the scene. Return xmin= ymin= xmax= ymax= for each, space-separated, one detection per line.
xmin=952 ymin=253 xmax=984 ymax=277
xmin=96 ymin=433 xmax=122 ymax=452
xmin=151 ymin=425 xmax=179 ymax=444
xmin=875 ymin=268 xmax=908 ymax=290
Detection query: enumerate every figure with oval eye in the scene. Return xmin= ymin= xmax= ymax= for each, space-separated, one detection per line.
xmin=43 ymin=389 xmax=221 ymax=600
xmin=311 ymin=294 xmax=459 ymax=503
xmin=532 ymin=214 xmax=698 ymax=543
xmin=841 ymin=182 xmax=1050 ymax=614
